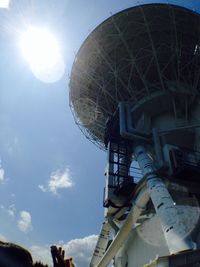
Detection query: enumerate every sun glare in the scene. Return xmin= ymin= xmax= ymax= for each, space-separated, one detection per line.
xmin=0 ymin=0 xmax=10 ymax=8
xmin=19 ymin=26 xmax=65 ymax=83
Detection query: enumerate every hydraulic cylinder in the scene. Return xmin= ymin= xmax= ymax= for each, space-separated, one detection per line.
xmin=134 ymin=145 xmax=194 ymax=254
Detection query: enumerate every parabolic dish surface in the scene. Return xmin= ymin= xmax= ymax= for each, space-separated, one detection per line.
xmin=69 ymin=4 xmax=200 ymax=149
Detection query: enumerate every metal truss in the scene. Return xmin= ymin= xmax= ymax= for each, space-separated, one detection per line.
xmin=69 ymin=4 xmax=200 ymax=149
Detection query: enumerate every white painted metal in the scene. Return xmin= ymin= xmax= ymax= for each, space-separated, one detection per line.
xmin=118 ymin=203 xmax=200 ymax=267
xmin=90 ymin=222 xmax=112 ymax=267
xmin=119 ymin=222 xmax=169 ymax=267
xmin=134 ymin=145 xmax=194 ymax=254
xmin=95 ymin=188 xmax=150 ymax=267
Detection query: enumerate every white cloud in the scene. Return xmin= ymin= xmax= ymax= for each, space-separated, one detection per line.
xmin=0 ymin=160 xmax=5 ymax=184
xmin=0 ymin=204 xmax=16 ymax=218
xmin=39 ymin=167 xmax=74 ymax=195
xmin=30 ymin=235 xmax=98 ymax=267
xmin=17 ymin=211 xmax=33 ymax=233
xmin=62 ymin=235 xmax=98 ymax=267
xmin=38 ymin=184 xmax=47 ymax=193
xmin=0 ymin=233 xmax=7 ymax=242
xmin=7 ymin=204 xmax=16 ymax=218
xmin=30 ymin=245 xmax=52 ymax=266
xmin=0 ymin=168 xmax=4 ymax=183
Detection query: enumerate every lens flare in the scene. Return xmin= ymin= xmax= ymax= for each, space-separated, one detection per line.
xmin=19 ymin=26 xmax=65 ymax=83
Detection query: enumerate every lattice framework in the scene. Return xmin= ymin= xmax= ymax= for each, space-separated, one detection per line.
xmin=69 ymin=4 xmax=200 ymax=149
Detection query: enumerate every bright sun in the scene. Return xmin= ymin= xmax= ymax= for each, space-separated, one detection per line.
xmin=19 ymin=26 xmax=65 ymax=83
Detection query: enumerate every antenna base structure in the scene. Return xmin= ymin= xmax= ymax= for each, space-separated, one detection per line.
xmin=69 ymin=3 xmax=200 ymax=267
xmin=103 ymin=102 xmax=195 ymax=254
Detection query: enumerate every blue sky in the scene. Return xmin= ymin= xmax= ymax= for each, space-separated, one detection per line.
xmin=0 ymin=0 xmax=199 ymax=266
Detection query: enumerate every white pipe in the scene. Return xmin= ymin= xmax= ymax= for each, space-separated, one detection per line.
xmin=95 ymin=188 xmax=150 ymax=267
xmin=134 ymin=145 xmax=194 ymax=254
